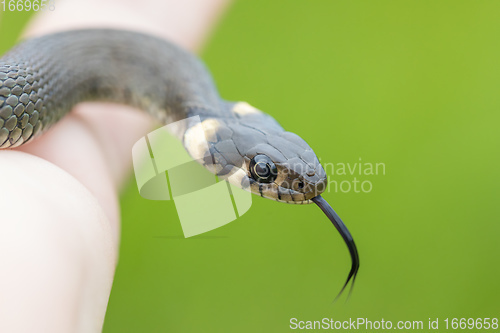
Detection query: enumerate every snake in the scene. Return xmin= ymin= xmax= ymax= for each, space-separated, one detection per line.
xmin=0 ymin=29 xmax=359 ymax=299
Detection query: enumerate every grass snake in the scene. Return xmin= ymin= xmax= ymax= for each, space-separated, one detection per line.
xmin=0 ymin=29 xmax=359 ymax=300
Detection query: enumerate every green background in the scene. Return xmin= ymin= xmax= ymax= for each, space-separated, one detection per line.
xmin=2 ymin=1 xmax=499 ymax=332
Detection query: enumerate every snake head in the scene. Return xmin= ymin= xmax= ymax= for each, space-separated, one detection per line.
xmin=188 ymin=102 xmax=327 ymax=204
xmin=242 ymin=131 xmax=328 ymax=204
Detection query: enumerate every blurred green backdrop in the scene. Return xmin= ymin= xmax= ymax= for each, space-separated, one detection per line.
xmin=2 ymin=1 xmax=499 ymax=332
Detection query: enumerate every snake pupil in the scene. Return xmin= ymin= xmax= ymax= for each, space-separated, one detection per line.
xmin=250 ymin=154 xmax=277 ymax=183
xmin=254 ymin=162 xmax=270 ymax=177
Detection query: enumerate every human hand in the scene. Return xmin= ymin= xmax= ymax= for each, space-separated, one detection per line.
xmin=0 ymin=0 xmax=229 ymax=331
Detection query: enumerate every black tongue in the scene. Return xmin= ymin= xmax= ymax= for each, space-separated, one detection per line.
xmin=312 ymin=195 xmax=360 ymax=302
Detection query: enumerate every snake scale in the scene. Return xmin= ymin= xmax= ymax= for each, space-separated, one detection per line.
xmin=0 ymin=29 xmax=359 ymax=299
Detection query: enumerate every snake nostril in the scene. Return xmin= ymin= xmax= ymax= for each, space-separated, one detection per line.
xmin=315 ymin=179 xmax=327 ymax=194
xmin=298 ymin=181 xmax=304 ymax=189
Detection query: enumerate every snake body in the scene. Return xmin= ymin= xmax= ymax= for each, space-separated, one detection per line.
xmin=0 ymin=29 xmax=327 ymax=203
xmin=0 ymin=29 xmax=358 ymax=298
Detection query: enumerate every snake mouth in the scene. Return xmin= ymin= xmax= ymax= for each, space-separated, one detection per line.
xmin=303 ymin=177 xmax=328 ymax=200
xmin=312 ymin=195 xmax=359 ymax=302
xmin=275 ymin=173 xmax=327 ymax=201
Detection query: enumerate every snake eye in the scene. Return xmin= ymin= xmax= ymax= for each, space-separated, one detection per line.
xmin=249 ymin=154 xmax=277 ymax=183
